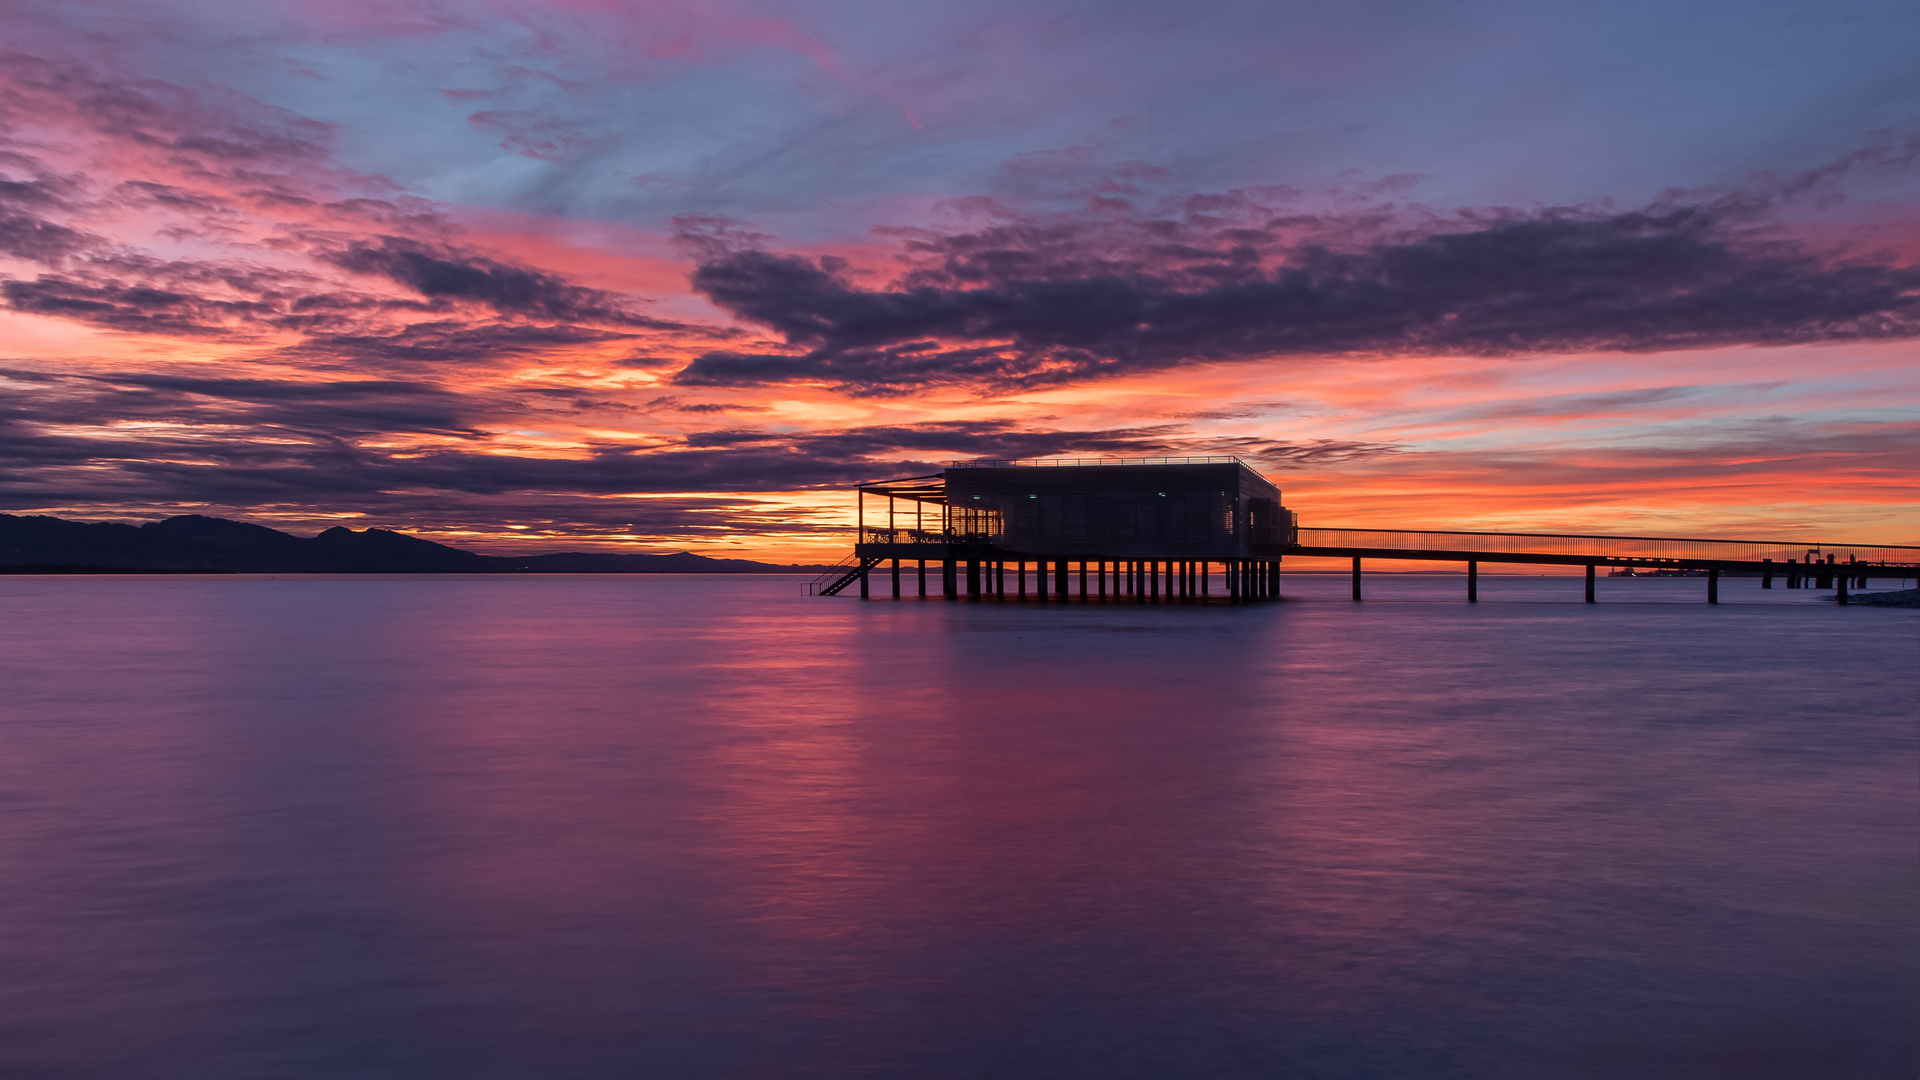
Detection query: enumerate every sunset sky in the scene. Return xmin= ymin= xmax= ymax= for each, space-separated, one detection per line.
xmin=2 ymin=0 xmax=1916 ymax=560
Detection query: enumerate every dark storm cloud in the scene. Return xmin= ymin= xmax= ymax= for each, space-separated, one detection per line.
xmin=0 ymin=216 xmax=674 ymax=360
xmin=645 ymin=395 xmax=772 ymax=413
xmin=677 ymin=204 xmax=1920 ymax=394
xmin=0 ymin=50 xmax=333 ymax=166
xmin=289 ymin=322 xmax=643 ymax=367
xmin=0 ymin=161 xmax=98 ymax=263
xmin=0 ymin=368 xmax=485 ymax=438
xmin=0 ymin=53 xmax=685 ymax=371
xmin=324 ymin=237 xmax=680 ymax=328
xmin=2 ymin=276 xmax=276 ymax=334
xmin=0 ymin=371 xmax=1382 ymax=518
xmin=0 ymin=203 xmax=93 ymax=263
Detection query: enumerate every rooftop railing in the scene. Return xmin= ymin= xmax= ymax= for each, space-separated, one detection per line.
xmin=949 ymin=456 xmax=1245 ymax=468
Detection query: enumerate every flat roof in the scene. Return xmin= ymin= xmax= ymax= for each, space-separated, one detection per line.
xmin=947 ymin=456 xmax=1247 ymax=468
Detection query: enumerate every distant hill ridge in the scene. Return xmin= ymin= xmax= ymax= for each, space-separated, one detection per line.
xmin=0 ymin=514 xmax=834 ymax=574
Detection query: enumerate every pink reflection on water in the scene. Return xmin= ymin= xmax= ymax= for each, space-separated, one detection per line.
xmin=0 ymin=574 xmax=1911 ymax=1078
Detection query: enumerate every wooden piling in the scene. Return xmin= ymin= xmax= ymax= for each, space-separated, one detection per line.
xmin=1467 ymin=560 xmax=1478 ymax=603
xmin=1707 ymin=568 xmax=1719 ymax=604
xmin=1586 ymin=563 xmax=1596 ymax=604
xmin=1351 ymin=557 xmax=1362 ymax=601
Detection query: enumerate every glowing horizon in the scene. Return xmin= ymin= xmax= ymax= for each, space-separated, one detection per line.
xmin=2 ymin=0 xmax=1916 ymax=563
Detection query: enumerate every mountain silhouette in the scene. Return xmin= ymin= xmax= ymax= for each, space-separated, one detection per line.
xmin=0 ymin=514 xmax=832 ymax=574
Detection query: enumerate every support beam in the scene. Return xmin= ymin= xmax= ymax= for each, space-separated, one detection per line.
xmin=1351 ymin=557 xmax=1362 ymax=601
xmin=1762 ymin=559 xmax=1773 ymax=589
xmin=967 ymin=559 xmax=980 ymax=599
xmin=891 ymin=558 xmax=900 ymax=599
xmin=1837 ymin=573 xmax=1848 ymax=605
xmin=1056 ymin=559 xmax=1069 ymax=601
xmin=1708 ymin=568 xmax=1720 ymax=605
xmin=859 ymin=559 xmax=869 ymax=598
xmin=1080 ymin=560 xmax=1088 ymax=600
xmin=943 ymin=554 xmax=956 ymax=600
xmin=1586 ymin=563 xmax=1596 ymax=604
xmin=1467 ymin=560 xmax=1478 ymax=603
xmin=918 ymin=559 xmax=926 ymax=597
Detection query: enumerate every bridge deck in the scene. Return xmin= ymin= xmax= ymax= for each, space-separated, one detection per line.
xmin=812 ymin=525 xmax=1919 ymax=599
xmin=1292 ymin=528 xmax=1920 ymax=577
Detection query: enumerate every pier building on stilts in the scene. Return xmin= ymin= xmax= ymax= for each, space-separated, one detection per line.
xmin=809 ymin=457 xmax=1291 ymax=601
xmin=809 ymin=455 xmax=1920 ymax=605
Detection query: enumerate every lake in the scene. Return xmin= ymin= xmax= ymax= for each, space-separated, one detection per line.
xmin=2 ymin=573 xmax=1915 ymax=1079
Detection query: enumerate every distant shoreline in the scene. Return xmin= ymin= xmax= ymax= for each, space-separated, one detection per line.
xmin=0 ymin=512 xmax=835 ymax=575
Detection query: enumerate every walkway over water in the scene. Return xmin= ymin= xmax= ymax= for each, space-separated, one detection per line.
xmin=810 ymin=457 xmax=1919 ymax=603
xmin=817 ymin=524 xmax=1919 ymax=602
xmin=1293 ymin=527 xmax=1919 ymax=575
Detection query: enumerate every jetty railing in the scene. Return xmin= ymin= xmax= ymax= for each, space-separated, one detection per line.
xmin=1294 ymin=528 xmax=1920 ymax=569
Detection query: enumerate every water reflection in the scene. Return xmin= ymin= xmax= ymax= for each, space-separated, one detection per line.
xmin=0 ymin=575 xmax=1913 ymax=1079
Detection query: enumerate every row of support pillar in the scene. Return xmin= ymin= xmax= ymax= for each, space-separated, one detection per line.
xmin=1346 ymin=558 xmax=1734 ymax=604
xmin=862 ymin=557 xmax=1285 ymax=601
xmin=1768 ymin=557 xmax=1869 ymax=592
xmin=866 ymin=554 xmax=1895 ymax=605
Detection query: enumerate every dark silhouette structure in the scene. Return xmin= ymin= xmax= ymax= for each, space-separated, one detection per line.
xmin=812 ymin=458 xmax=1920 ymax=604
xmin=812 ymin=458 xmax=1292 ymax=601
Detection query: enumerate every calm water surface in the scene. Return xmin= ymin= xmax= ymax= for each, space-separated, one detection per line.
xmin=2 ymin=574 xmax=1916 ymax=1079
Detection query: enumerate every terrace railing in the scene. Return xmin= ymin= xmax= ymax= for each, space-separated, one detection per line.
xmin=858 ymin=526 xmax=997 ymax=546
